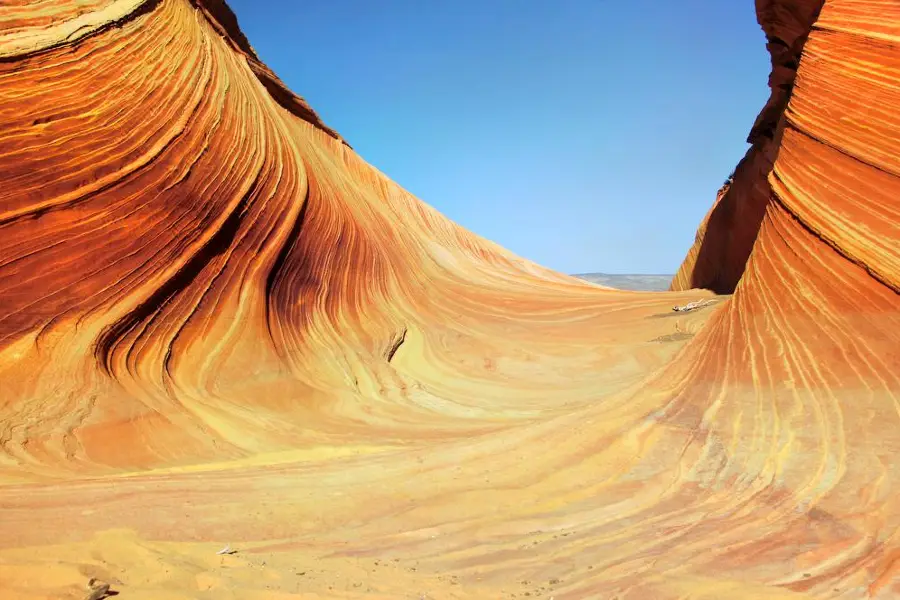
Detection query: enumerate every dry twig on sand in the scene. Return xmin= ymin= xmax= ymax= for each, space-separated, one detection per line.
xmin=672 ymin=299 xmax=716 ymax=313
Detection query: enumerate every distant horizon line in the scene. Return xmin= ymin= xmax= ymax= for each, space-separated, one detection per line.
xmin=571 ymin=272 xmax=674 ymax=277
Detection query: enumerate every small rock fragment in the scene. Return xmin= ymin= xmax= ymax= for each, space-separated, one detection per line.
xmin=84 ymin=578 xmax=110 ymax=600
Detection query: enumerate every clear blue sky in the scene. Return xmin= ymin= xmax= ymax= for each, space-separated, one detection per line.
xmin=226 ymin=0 xmax=768 ymax=275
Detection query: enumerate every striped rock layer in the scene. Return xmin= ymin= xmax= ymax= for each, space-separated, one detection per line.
xmin=0 ymin=1 xmax=898 ymax=599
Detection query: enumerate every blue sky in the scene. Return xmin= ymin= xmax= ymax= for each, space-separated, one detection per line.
xmin=226 ymin=1 xmax=768 ymax=274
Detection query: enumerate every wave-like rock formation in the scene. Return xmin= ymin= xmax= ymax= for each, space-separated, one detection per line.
xmin=0 ymin=0 xmax=898 ymax=598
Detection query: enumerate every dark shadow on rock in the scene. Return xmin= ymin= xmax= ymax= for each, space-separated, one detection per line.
xmin=686 ymin=0 xmax=826 ymax=294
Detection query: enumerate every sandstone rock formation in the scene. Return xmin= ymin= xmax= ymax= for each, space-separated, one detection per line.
xmin=671 ymin=0 xmax=827 ymax=293
xmin=1 ymin=0 xmax=898 ymax=598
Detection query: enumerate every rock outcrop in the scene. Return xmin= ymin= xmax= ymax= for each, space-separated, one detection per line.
xmin=671 ymin=0 xmax=826 ymax=293
xmin=1 ymin=1 xmax=898 ymax=599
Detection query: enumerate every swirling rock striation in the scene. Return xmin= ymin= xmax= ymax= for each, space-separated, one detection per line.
xmin=0 ymin=1 xmax=899 ymax=599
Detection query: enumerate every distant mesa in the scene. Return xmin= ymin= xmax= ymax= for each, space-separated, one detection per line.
xmin=573 ymin=273 xmax=673 ymax=292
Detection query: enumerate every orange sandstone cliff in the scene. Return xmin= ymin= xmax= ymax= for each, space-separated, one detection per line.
xmin=671 ymin=0 xmax=826 ymax=293
xmin=1 ymin=1 xmax=899 ymax=599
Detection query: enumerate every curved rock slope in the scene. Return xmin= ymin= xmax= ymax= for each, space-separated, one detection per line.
xmin=0 ymin=1 xmax=898 ymax=598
